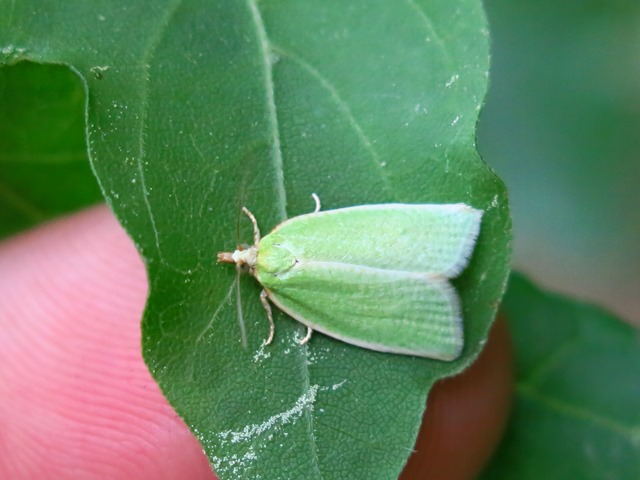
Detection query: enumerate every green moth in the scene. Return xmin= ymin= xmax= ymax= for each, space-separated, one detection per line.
xmin=218 ymin=195 xmax=482 ymax=360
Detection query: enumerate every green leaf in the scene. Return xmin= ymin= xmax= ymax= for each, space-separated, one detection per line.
xmin=0 ymin=62 xmax=102 ymax=238
xmin=1 ymin=1 xmax=511 ymax=478
xmin=482 ymin=274 xmax=640 ymax=479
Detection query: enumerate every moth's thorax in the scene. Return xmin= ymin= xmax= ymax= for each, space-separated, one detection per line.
xmin=232 ymin=246 xmax=258 ymax=268
xmin=256 ymin=234 xmax=297 ymax=286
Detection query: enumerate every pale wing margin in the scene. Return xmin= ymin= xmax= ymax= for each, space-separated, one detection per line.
xmin=264 ymin=261 xmax=464 ymax=360
xmin=270 ymin=203 xmax=483 ymax=278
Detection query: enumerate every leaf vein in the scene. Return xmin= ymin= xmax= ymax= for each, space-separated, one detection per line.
xmin=271 ymin=44 xmax=393 ymax=194
xmin=247 ymin=2 xmax=322 ymax=475
xmin=135 ymin=0 xmax=185 ymax=265
xmin=517 ymin=384 xmax=640 ymax=442
xmin=403 ymin=0 xmax=453 ymax=67
xmin=518 ymin=336 xmax=581 ymax=388
xmin=247 ymin=0 xmax=288 ymax=222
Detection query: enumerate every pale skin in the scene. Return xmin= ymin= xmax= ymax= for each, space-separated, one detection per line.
xmin=217 ymin=194 xmax=322 ymax=346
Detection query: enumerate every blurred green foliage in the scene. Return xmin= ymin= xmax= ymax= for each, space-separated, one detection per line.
xmin=482 ymin=273 xmax=640 ymax=479
xmin=0 ymin=62 xmax=101 ymax=237
xmin=479 ymin=0 xmax=640 ymax=322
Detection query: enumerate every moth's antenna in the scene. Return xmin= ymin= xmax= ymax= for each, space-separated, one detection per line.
xmin=235 ymin=267 xmax=248 ymax=348
xmin=242 ymin=207 xmax=261 ymax=245
xmin=235 ymin=195 xmax=245 ymax=244
xmin=311 ymin=193 xmax=321 ymax=213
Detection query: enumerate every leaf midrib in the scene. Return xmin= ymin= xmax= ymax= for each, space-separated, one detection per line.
xmin=247 ymin=1 xmax=323 ymax=477
xmin=247 ymin=0 xmax=287 ymax=223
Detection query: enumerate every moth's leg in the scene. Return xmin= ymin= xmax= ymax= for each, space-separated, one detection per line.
xmin=311 ymin=193 xmax=321 ymax=213
xmin=242 ymin=207 xmax=261 ymax=245
xmin=300 ymin=326 xmax=313 ymax=345
xmin=260 ymin=289 xmax=275 ymax=345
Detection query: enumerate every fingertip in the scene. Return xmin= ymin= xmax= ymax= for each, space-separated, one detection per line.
xmin=0 ymin=206 xmax=214 ymax=479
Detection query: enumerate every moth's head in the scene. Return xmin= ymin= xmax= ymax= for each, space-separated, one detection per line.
xmin=217 ymin=244 xmax=258 ymax=269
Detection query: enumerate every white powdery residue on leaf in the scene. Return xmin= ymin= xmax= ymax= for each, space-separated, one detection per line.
xmin=211 ymin=447 xmax=259 ymax=479
xmin=305 ymin=345 xmax=331 ymax=365
xmin=291 ymin=328 xmax=307 ymax=345
xmin=89 ymin=65 xmax=110 ymax=78
xmin=217 ymin=384 xmax=320 ymax=446
xmin=413 ymin=103 xmax=428 ymax=115
xmin=1 ymin=45 xmax=27 ymax=57
xmin=211 ymin=381 xmax=347 ymax=475
xmin=252 ymin=340 xmax=271 ymax=363
xmin=445 ymin=74 xmax=459 ymax=87
xmin=328 ymin=380 xmax=347 ymax=391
